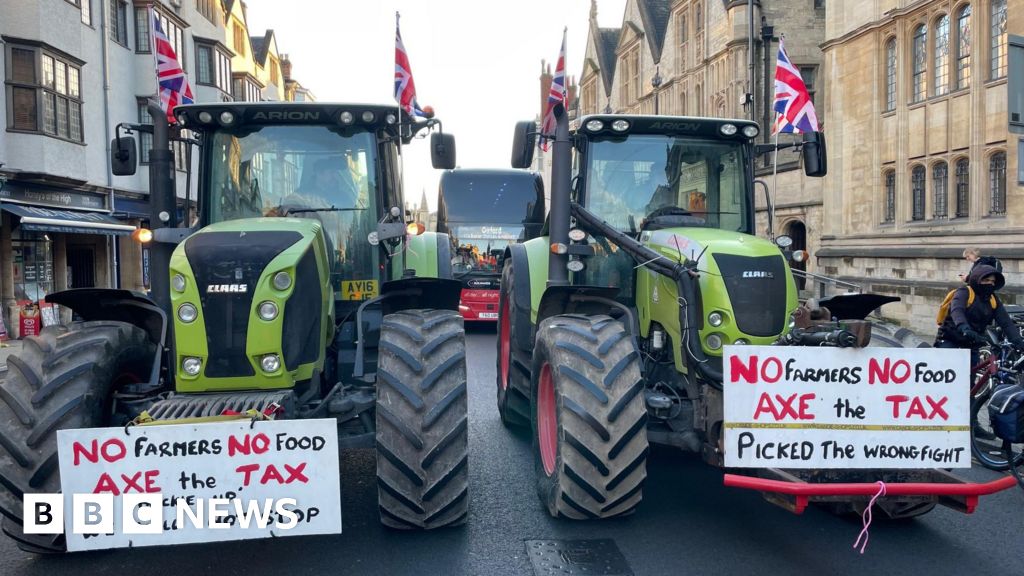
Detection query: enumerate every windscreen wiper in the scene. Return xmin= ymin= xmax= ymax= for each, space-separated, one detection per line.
xmin=286 ymin=206 xmax=367 ymax=215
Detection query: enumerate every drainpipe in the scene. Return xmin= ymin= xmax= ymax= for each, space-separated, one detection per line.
xmin=100 ymin=0 xmax=118 ymax=288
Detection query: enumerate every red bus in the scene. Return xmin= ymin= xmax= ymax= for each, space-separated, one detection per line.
xmin=436 ymin=169 xmax=545 ymax=322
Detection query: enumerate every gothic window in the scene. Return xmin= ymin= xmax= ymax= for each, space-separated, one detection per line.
xmin=912 ymin=24 xmax=927 ymax=102
xmin=956 ymin=5 xmax=971 ymax=89
xmin=911 ymin=165 xmax=926 ymax=220
xmin=933 ymin=162 xmax=948 ymax=218
xmin=989 ymin=152 xmax=1006 ymax=215
xmin=933 ymin=14 xmax=949 ymax=96
xmin=990 ymin=0 xmax=1007 ymax=79
xmin=884 ymin=170 xmax=896 ymax=223
xmin=955 ymin=158 xmax=970 ymax=217
xmin=885 ymin=38 xmax=897 ymax=111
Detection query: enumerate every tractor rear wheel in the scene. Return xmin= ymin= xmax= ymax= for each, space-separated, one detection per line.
xmin=531 ymin=314 xmax=648 ymax=519
xmin=496 ymin=261 xmax=530 ymax=427
xmin=0 ymin=321 xmax=155 ymax=553
xmin=376 ymin=309 xmax=469 ymax=529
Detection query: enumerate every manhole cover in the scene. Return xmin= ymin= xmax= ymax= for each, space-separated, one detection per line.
xmin=525 ymin=539 xmax=633 ymax=576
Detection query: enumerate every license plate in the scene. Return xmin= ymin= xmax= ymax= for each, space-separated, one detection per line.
xmin=479 ymin=313 xmax=498 ymax=319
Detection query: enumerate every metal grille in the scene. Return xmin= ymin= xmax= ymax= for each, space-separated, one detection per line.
xmin=989 ymin=152 xmax=1007 ymax=215
xmin=911 ymin=165 xmax=926 ymax=220
xmin=933 ymin=162 xmax=948 ymax=218
xmin=184 ymin=231 xmax=302 ymax=378
xmin=955 ymin=158 xmax=970 ymax=217
xmin=282 ymin=247 xmax=322 ymax=371
xmin=714 ymin=254 xmax=788 ymax=337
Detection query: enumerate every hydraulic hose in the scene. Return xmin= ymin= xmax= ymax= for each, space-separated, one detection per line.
xmin=570 ymin=203 xmax=723 ymax=386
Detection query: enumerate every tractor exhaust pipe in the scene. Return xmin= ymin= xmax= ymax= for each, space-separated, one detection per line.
xmin=547 ymin=103 xmax=571 ymax=287
xmin=146 ymin=100 xmax=177 ymax=319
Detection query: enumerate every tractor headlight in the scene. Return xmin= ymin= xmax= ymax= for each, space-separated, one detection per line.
xmin=272 ymin=271 xmax=292 ymax=291
xmin=258 ymin=301 xmax=279 ymax=321
xmin=706 ymin=333 xmax=724 ymax=350
xmin=611 ymin=119 xmax=630 ymax=132
xmin=182 ymin=357 xmax=202 ymax=376
xmin=339 ymin=111 xmax=354 ymax=125
xmin=172 ymin=274 xmax=186 ymax=292
xmin=742 ymin=125 xmax=759 ymax=138
xmin=720 ymin=123 xmax=738 ymax=136
xmin=708 ymin=311 xmax=724 ymax=327
xmin=567 ymin=259 xmax=585 ymax=272
xmin=198 ymin=111 xmax=213 ymax=124
xmin=261 ymin=354 xmax=281 ymax=373
xmin=177 ymin=303 xmax=198 ymax=323
xmin=218 ymin=111 xmax=236 ymax=126
xmin=361 ymin=111 xmax=376 ymax=123
xmin=585 ymin=119 xmax=604 ymax=132
xmin=735 ymin=338 xmax=750 ymax=345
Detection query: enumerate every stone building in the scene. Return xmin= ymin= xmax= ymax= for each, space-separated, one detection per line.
xmin=818 ymin=0 xmax=1020 ymax=335
xmin=0 ymin=0 xmax=310 ymax=336
xmin=573 ymin=0 xmax=828 ymax=277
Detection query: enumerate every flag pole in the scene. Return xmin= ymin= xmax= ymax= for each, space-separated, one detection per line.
xmin=771 ymin=121 xmax=780 ymax=240
xmin=395 ymin=11 xmax=404 ymax=202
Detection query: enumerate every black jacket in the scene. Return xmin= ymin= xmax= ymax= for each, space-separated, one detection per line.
xmin=938 ymin=265 xmax=1024 ymax=348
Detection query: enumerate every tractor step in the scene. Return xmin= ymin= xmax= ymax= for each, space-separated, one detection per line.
xmin=145 ymin=390 xmax=297 ymax=421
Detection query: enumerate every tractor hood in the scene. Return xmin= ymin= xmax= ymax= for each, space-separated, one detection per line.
xmin=169 ymin=216 xmax=333 ymax=392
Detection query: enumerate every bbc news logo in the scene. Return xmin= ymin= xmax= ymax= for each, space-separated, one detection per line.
xmin=24 ymin=494 xmax=305 ymax=535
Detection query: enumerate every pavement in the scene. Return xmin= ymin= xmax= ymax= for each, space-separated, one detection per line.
xmin=0 ymin=338 xmax=22 ymax=372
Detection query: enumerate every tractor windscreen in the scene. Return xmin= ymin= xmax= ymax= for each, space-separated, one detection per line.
xmin=206 ymin=125 xmax=379 ymax=298
xmin=584 ymin=135 xmax=750 ymax=233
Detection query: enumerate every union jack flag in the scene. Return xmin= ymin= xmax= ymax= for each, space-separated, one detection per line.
xmin=153 ymin=10 xmax=193 ymax=124
xmin=540 ymin=29 xmax=567 ymax=151
xmin=772 ymin=37 xmax=818 ymax=135
xmin=394 ymin=13 xmax=425 ymax=118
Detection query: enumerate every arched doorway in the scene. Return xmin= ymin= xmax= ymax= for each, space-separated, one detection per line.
xmin=785 ymin=220 xmax=807 ymax=291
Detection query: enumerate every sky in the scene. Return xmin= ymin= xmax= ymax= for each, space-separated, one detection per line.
xmin=243 ymin=0 xmax=628 ymax=211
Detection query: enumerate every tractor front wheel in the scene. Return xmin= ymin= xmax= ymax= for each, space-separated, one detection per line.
xmin=531 ymin=315 xmax=648 ymax=519
xmin=496 ymin=261 xmax=530 ymax=427
xmin=0 ymin=321 xmax=155 ymax=553
xmin=376 ymin=309 xmax=469 ymax=529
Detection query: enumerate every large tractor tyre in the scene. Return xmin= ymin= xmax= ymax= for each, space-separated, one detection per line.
xmin=376 ymin=309 xmax=469 ymax=530
xmin=870 ymin=321 xmax=932 ymax=349
xmin=0 ymin=321 xmax=155 ymax=553
xmin=531 ymin=314 xmax=648 ymax=519
xmin=496 ymin=262 xmax=531 ymax=428
xmin=819 ymin=320 xmax=936 ymax=521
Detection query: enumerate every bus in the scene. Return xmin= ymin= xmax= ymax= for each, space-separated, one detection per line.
xmin=436 ymin=168 xmax=545 ymax=321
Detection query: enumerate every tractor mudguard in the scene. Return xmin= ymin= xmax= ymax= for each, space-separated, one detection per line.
xmin=537 ymin=285 xmax=633 ymax=331
xmin=380 ymin=277 xmax=462 ymax=315
xmin=817 ymin=293 xmax=900 ymax=321
xmin=505 ymin=243 xmax=534 ymax=351
xmin=402 ymin=231 xmax=453 ymax=280
xmin=45 ymin=288 xmax=167 ymax=387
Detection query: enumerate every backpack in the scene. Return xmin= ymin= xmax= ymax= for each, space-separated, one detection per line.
xmin=987 ymin=384 xmax=1024 ymax=443
xmin=936 ymin=286 xmax=997 ymax=326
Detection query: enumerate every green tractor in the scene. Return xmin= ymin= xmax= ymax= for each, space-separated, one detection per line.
xmin=0 ymin=102 xmax=469 ymax=552
xmin=496 ymin=105 xmax=1004 ymax=521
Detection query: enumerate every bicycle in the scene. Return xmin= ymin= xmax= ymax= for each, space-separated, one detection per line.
xmin=969 ymin=337 xmax=1024 ymax=470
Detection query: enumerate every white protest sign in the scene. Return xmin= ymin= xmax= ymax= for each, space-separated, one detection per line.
xmin=723 ymin=345 xmax=971 ymax=469
xmin=57 ymin=418 xmax=341 ymax=551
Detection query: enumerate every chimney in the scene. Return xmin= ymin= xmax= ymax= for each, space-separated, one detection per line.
xmin=280 ymin=53 xmax=292 ymax=81
xmin=540 ymin=60 xmax=552 ymax=119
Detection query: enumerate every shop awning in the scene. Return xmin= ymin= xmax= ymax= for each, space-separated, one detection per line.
xmin=1 ymin=204 xmax=136 ymax=236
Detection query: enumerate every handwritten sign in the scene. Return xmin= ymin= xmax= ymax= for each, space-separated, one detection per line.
xmin=723 ymin=346 xmax=970 ymax=469
xmin=57 ymin=419 xmax=341 ymax=551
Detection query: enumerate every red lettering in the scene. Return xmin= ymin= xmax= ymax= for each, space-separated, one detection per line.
xmin=906 ymin=397 xmax=928 ymax=419
xmin=776 ymin=393 xmax=800 ymax=420
xmin=869 ymin=358 xmax=912 ymax=384
xmin=885 ymin=395 xmax=910 ymax=418
xmin=73 ymin=438 xmax=126 ymax=466
xmin=259 ymin=464 xmax=285 ymax=485
xmin=236 ymin=463 xmax=260 ymax=486
xmin=120 ymin=471 xmax=144 ymax=493
xmin=798 ymin=393 xmax=816 ymax=420
xmin=228 ymin=433 xmax=272 ymax=457
xmin=93 ymin=472 xmax=120 ymax=495
xmin=926 ymin=396 xmax=949 ymax=420
xmin=284 ymin=463 xmax=308 ymax=484
xmin=753 ymin=392 xmax=780 ymax=420
xmin=731 ymin=355 xmax=759 ymax=383
xmin=761 ymin=358 xmax=783 ymax=383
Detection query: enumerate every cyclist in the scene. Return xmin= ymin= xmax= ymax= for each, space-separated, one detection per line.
xmin=936 ymin=264 xmax=1024 ymax=362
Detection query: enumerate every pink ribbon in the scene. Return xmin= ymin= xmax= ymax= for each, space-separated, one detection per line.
xmin=852 ymin=481 xmax=887 ymax=554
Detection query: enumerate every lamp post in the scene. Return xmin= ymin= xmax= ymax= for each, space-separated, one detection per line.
xmin=651 ymin=67 xmax=663 ymax=115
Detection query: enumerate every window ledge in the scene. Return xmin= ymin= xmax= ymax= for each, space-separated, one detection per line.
xmin=5 ymin=128 xmax=86 ymax=146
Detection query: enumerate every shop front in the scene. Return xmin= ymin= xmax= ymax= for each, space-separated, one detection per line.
xmin=0 ymin=182 xmax=135 ymax=337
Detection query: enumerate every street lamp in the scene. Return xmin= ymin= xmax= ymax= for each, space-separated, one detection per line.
xmin=651 ymin=67 xmax=663 ymax=115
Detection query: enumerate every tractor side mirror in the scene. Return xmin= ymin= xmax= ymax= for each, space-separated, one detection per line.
xmin=511 ymin=120 xmax=536 ymax=169
xmin=111 ymin=136 xmax=138 ymax=176
xmin=431 ymin=132 xmax=456 ymax=169
xmin=802 ymin=131 xmax=827 ymax=177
